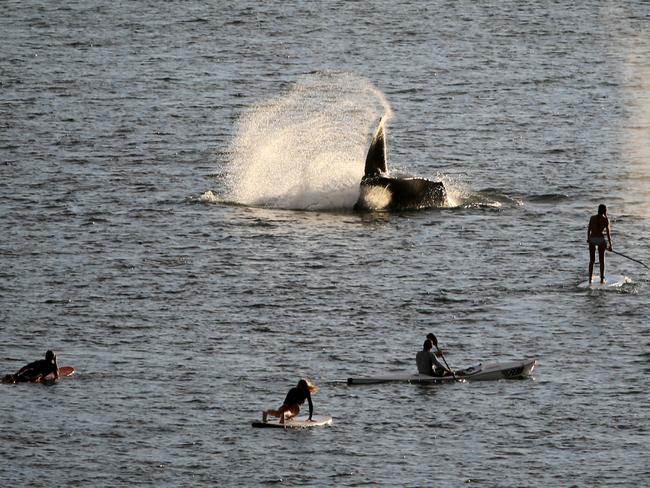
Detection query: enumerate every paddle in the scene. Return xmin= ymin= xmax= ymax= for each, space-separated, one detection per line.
xmin=609 ymin=249 xmax=649 ymax=269
xmin=436 ymin=346 xmax=458 ymax=381
xmin=428 ymin=334 xmax=457 ymax=381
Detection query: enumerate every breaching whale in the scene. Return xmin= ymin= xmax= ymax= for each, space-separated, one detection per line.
xmin=353 ymin=118 xmax=447 ymax=211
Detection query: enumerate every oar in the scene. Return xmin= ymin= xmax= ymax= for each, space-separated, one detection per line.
xmin=610 ymin=250 xmax=649 ymax=269
xmin=436 ymin=346 xmax=458 ymax=381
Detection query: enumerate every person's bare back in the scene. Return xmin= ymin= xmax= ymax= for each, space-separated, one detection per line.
xmin=588 ymin=214 xmax=609 ymax=239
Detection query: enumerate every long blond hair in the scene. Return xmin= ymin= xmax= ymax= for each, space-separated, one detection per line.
xmin=297 ymin=378 xmax=318 ymax=394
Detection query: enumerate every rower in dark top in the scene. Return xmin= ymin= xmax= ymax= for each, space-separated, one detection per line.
xmin=416 ymin=339 xmax=449 ymax=377
xmin=262 ymin=378 xmax=318 ymax=424
xmin=2 ymin=350 xmax=59 ymax=384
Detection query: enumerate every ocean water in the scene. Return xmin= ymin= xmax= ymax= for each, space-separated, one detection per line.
xmin=1 ymin=1 xmax=649 ymax=487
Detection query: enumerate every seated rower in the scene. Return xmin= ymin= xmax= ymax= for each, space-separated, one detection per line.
xmin=416 ymin=339 xmax=453 ymax=377
xmin=262 ymin=378 xmax=318 ymax=424
xmin=2 ymin=350 xmax=59 ymax=384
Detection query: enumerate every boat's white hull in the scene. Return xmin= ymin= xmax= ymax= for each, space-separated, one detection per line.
xmin=347 ymin=358 xmax=537 ymax=385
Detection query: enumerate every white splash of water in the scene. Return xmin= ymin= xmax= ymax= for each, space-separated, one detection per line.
xmin=199 ymin=190 xmax=219 ymax=204
xmin=356 ymin=185 xmax=392 ymax=211
xmin=440 ymin=174 xmax=504 ymax=209
xmin=441 ymin=174 xmax=473 ymax=208
xmin=223 ymin=72 xmax=392 ymax=210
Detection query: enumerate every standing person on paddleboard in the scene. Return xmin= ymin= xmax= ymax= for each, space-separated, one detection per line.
xmin=587 ymin=204 xmax=613 ymax=284
xmin=2 ymin=350 xmax=59 ymax=384
xmin=262 ymin=378 xmax=318 ymax=424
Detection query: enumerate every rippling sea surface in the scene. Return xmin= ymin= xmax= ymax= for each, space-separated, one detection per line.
xmin=2 ymin=1 xmax=649 ymax=487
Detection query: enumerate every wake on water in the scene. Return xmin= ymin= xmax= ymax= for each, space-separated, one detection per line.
xmin=207 ymin=72 xmax=484 ymax=211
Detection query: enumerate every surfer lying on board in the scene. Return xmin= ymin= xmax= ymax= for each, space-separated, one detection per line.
xmin=2 ymin=350 xmax=59 ymax=384
xmin=416 ymin=339 xmax=453 ymax=377
xmin=262 ymin=378 xmax=318 ymax=424
xmin=587 ymin=204 xmax=613 ymax=284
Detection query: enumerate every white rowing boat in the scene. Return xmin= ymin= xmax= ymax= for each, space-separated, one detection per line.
xmin=346 ymin=358 xmax=537 ymax=385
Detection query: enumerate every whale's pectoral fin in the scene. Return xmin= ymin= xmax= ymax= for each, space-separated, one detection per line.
xmin=363 ymin=117 xmax=388 ymax=178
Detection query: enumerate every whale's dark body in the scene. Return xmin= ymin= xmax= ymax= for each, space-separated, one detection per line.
xmin=353 ymin=119 xmax=447 ymax=211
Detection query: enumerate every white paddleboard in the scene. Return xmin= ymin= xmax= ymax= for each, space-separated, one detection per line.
xmin=252 ymin=414 xmax=332 ymax=429
xmin=578 ymin=274 xmax=629 ymax=289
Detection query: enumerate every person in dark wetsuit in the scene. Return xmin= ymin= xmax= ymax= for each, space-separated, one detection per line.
xmin=2 ymin=350 xmax=59 ymax=384
xmin=587 ymin=204 xmax=613 ymax=284
xmin=262 ymin=378 xmax=318 ymax=424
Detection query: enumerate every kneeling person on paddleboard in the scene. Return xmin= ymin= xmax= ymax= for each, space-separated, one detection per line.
xmin=587 ymin=204 xmax=613 ymax=284
xmin=416 ymin=339 xmax=452 ymax=377
xmin=2 ymin=350 xmax=59 ymax=384
xmin=262 ymin=378 xmax=318 ymax=424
